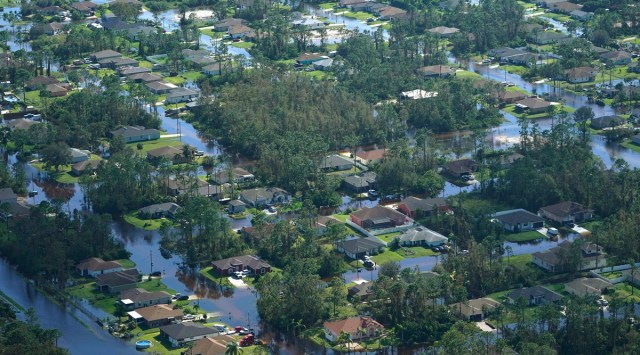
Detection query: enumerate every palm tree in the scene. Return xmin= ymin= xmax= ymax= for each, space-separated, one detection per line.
xmin=225 ymin=341 xmax=242 ymax=355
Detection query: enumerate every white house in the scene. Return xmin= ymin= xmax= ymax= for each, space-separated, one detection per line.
xmin=165 ymin=88 xmax=199 ymax=104
xmin=76 ymin=257 xmax=123 ymax=277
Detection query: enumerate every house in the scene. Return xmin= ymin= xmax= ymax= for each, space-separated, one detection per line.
xmin=450 ymin=298 xmax=500 ymax=321
xmin=515 ymin=97 xmax=551 ymax=114
xmin=564 ymin=66 xmax=597 ymax=84
xmin=538 ymin=201 xmax=593 ymax=224
xmin=203 ymin=62 xmax=222 ymax=76
xmin=91 ymin=49 xmax=122 ymax=62
xmin=163 ymin=177 xmax=208 ymax=195
xmin=0 ymin=188 xmax=30 ymax=219
xmin=228 ymin=24 xmax=255 ymax=40
xmin=296 ymin=52 xmax=326 ymax=66
xmin=71 ymin=160 xmax=101 ymax=176
xmin=139 ymin=202 xmax=180 ymax=219
xmin=507 ymin=286 xmax=563 ymax=306
xmin=213 ymin=18 xmax=245 ymax=32
xmin=123 ymin=25 xmax=156 ymax=41
xmin=39 ymin=5 xmax=67 ymax=16
xmin=37 ymin=22 xmax=64 ymax=35
xmin=76 ymin=257 xmax=123 ymax=277
xmin=532 ymin=240 xmax=607 ymax=272
xmin=396 ymin=227 xmax=448 ymax=247
xmin=600 ymin=51 xmax=632 ymax=66
xmin=119 ymin=66 xmax=151 ymax=77
xmin=590 ymin=115 xmax=625 ymax=129
xmin=25 ymin=76 xmax=60 ymax=91
xmin=418 ymin=65 xmax=455 ymax=78
xmin=400 ymin=89 xmax=438 ymax=100
xmin=497 ymin=152 xmax=524 ymax=168
xmin=95 ymin=269 xmax=140 ymax=294
xmin=398 ymin=196 xmax=449 ymax=218
xmin=228 ymin=200 xmax=246 ymax=214
xmin=291 ymin=17 xmax=326 ymax=29
xmin=190 ymin=335 xmax=237 ymax=355
xmin=315 ymin=215 xmax=341 ymax=236
xmin=537 ymin=0 xmax=564 ymax=7
xmin=45 ymin=83 xmax=69 ymax=97
xmin=119 ymin=288 xmax=172 ymax=310
xmin=493 ymin=209 xmax=545 ymax=232
xmin=69 ymin=148 xmax=91 ymax=163
xmin=128 ymin=304 xmax=183 ymax=328
xmin=550 ymin=1 xmax=582 ymax=14
xmin=348 ymin=281 xmax=373 ymax=301
xmin=166 ymin=88 xmax=199 ymax=104
xmin=631 ymin=134 xmax=640 ymax=145
xmin=355 ymin=149 xmax=386 ymax=166
xmin=210 ymin=167 xmax=255 ymax=184
xmin=564 ymin=277 xmax=613 ymax=297
xmin=444 ymin=159 xmax=477 ymax=177
xmin=428 ymin=26 xmax=460 ymax=37
xmin=240 ymin=187 xmax=291 ymax=207
xmin=343 ymin=172 xmax=377 ymax=192
xmin=71 ymin=1 xmax=98 ymax=15
xmin=339 ymin=0 xmax=366 ymax=8
xmin=240 ymin=224 xmax=275 ymax=244
xmin=375 ymin=6 xmax=407 ymax=20
xmin=350 ymin=205 xmax=408 ymax=230
xmin=160 ymin=323 xmax=220 ymax=348
xmin=111 ymin=126 xmax=160 ymax=143
xmin=313 ymin=58 xmax=334 ymax=71
xmin=489 ymin=47 xmax=529 ymax=61
xmin=146 ymin=146 xmax=183 ymax=163
xmin=6 ymin=119 xmax=40 ymax=131
xmin=128 ymin=72 xmax=163 ymax=83
xmin=320 ymin=154 xmax=353 ymax=172
xmin=337 ymin=237 xmax=386 ymax=259
xmin=98 ymin=56 xmax=139 ymax=69
xmin=323 ymin=316 xmax=384 ymax=342
xmin=146 ymin=81 xmax=176 ymax=94
xmin=211 ymin=255 xmax=271 ymax=276
xmin=570 ymin=9 xmax=593 ymax=20
xmin=0 ymin=188 xmax=16 ymax=204
xmin=494 ymin=91 xmax=527 ymax=104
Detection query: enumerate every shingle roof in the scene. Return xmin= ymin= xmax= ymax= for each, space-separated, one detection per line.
xmin=0 ymin=188 xmax=17 ymax=201
xmin=539 ymin=201 xmax=590 ymax=218
xmin=211 ymin=255 xmax=270 ymax=271
xmin=508 ymin=285 xmax=563 ymax=303
xmin=516 ymin=97 xmax=551 ymax=109
xmin=398 ymin=227 xmax=448 ymax=244
xmin=399 ymin=196 xmax=448 ymax=212
xmin=111 ymin=125 xmax=160 ymax=138
xmin=120 ymin=288 xmax=171 ymax=303
xmin=493 ymin=209 xmax=544 ymax=226
xmin=337 ymin=237 xmax=385 ymax=254
xmin=77 ymin=257 xmax=122 ymax=272
xmin=190 ymin=335 xmax=236 ymax=355
xmin=139 ymin=202 xmax=180 ymax=215
xmin=91 ymin=49 xmax=122 ymax=60
xmin=320 ymin=154 xmax=353 ymax=169
xmin=351 ymin=205 xmax=406 ymax=222
xmin=134 ymin=304 xmax=182 ymax=322
xmin=356 ymin=149 xmax=386 ymax=161
xmin=324 ymin=316 xmax=384 ymax=336
xmin=95 ymin=269 xmax=139 ymax=287
xmin=160 ymin=323 xmax=218 ymax=341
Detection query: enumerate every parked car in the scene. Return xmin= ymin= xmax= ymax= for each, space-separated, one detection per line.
xmin=547 ymin=228 xmax=559 ymax=236
xmin=177 ymin=295 xmax=189 ymax=301
xmin=233 ymin=271 xmax=244 ymax=279
xmin=267 ymin=206 xmax=277 ymax=213
xmin=241 ymin=269 xmax=250 ymax=276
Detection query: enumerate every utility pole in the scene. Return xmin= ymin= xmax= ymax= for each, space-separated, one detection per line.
xmin=150 ymin=250 xmax=154 ymax=281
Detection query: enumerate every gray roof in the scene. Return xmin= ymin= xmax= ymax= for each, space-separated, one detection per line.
xmin=120 ymin=288 xmax=171 ymax=303
xmin=139 ymin=202 xmax=180 ymax=215
xmin=539 ymin=201 xmax=590 ymax=218
xmin=591 ymin=115 xmax=624 ymax=129
xmin=320 ymin=154 xmax=353 ymax=169
xmin=508 ymin=285 xmax=563 ymax=303
xmin=344 ymin=172 xmax=377 ymax=188
xmin=167 ymin=87 xmax=198 ymax=99
xmin=240 ymin=187 xmax=289 ymax=202
xmin=337 ymin=237 xmax=385 ymax=254
xmin=120 ymin=67 xmax=151 ymax=76
xmin=399 ymin=196 xmax=448 ymax=212
xmin=398 ymin=227 xmax=448 ymax=244
xmin=111 ymin=125 xmax=160 ymax=138
xmin=0 ymin=188 xmax=17 ymax=201
xmin=493 ymin=209 xmax=543 ymax=226
xmin=211 ymin=255 xmax=270 ymax=271
xmin=95 ymin=269 xmax=139 ymax=287
xmin=160 ymin=323 xmax=218 ymax=341
xmin=516 ymin=97 xmax=550 ymax=109
xmin=92 ymin=49 xmax=122 ymax=60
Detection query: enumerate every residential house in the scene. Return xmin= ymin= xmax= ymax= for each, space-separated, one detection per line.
xmin=98 ymin=56 xmax=139 ymax=70
xmin=450 ymin=298 xmax=500 ymax=321
xmin=590 ymin=115 xmax=625 ymax=129
xmin=296 ymin=52 xmax=326 ymax=65
xmin=119 ymin=66 xmax=151 ymax=77
xmin=160 ymin=323 xmax=219 ymax=348
xmin=111 ymin=126 xmax=160 ymax=143
xmin=39 ymin=5 xmax=67 ymax=16
xmin=323 ymin=316 xmax=384 ymax=342
xmin=348 ymin=281 xmax=373 ymax=301
xmin=497 ymin=152 xmax=524 ymax=168
xmin=71 ymin=160 xmax=101 ymax=176
xmin=122 ymin=25 xmax=156 ymax=41
xmin=25 ymin=76 xmax=60 ymax=91
xmin=0 ymin=188 xmax=30 ymax=219
xmin=203 ymin=62 xmax=222 ymax=76
xmin=493 ymin=209 xmax=545 ymax=232
xmin=0 ymin=188 xmax=16 ymax=204
xmin=188 ymin=55 xmax=217 ymax=69
xmin=291 ymin=17 xmax=326 ymax=29
xmin=494 ymin=91 xmax=527 ymax=104
xmin=631 ymin=134 xmax=640 ymax=145
xmin=515 ymin=97 xmax=551 ymax=114
xmin=538 ymin=201 xmax=593 ymax=224
xmin=228 ymin=200 xmax=246 ymax=214
xmin=375 ymin=6 xmax=407 ymax=20
xmin=95 ymin=269 xmax=140 ymax=294
xmin=337 ymin=237 xmax=386 ymax=259
xmin=211 ymin=255 xmax=271 ymax=276
xmin=396 ymin=226 xmax=448 ymax=247
xmin=128 ymin=72 xmax=163 ymax=83
xmin=162 ymin=177 xmax=208 ymax=195
xmin=45 ymin=83 xmax=70 ymax=97
xmin=146 ymin=81 xmax=176 ymax=95
xmin=570 ymin=9 xmax=593 ymax=20
xmin=343 ymin=172 xmax=377 ymax=192
xmin=240 ymin=224 xmax=275 ymax=244
xmin=315 ymin=215 xmax=340 ymax=236
xmin=489 ymin=47 xmax=529 ymax=61
xmin=339 ymin=0 xmax=367 ymax=8
xmin=564 ymin=66 xmax=597 ymax=83
xmin=166 ymin=88 xmax=199 ymax=104
xmin=313 ymin=58 xmax=334 ymax=71
xmin=6 ymin=119 xmax=40 ymax=131
xmin=532 ymin=240 xmax=607 ymax=272
xmin=91 ymin=49 xmax=122 ymax=62
xmin=536 ymin=0 xmax=565 ymax=7
xmin=71 ymin=1 xmax=98 ymax=15
xmin=418 ymin=65 xmax=455 ymax=78
xmin=628 ymin=62 xmax=640 ymax=74
xmin=139 ymin=202 xmax=180 ymax=219
xmin=189 ymin=336 xmax=237 ymax=355
xmin=128 ymin=304 xmax=183 ymax=328
xmin=444 ymin=158 xmax=477 ymax=177
xmin=240 ymin=187 xmax=291 ymax=207
xmin=210 ymin=167 xmax=255 ymax=184
xmin=76 ymin=257 xmax=123 ymax=277
xmin=507 ymin=286 xmax=563 ymax=305
xmin=355 ymin=149 xmax=386 ymax=166
xmin=350 ymin=205 xmax=409 ymax=230
xmin=213 ymin=18 xmax=245 ymax=32
xmin=564 ymin=277 xmax=613 ymax=297
xmin=398 ymin=196 xmax=449 ymax=218
xmin=550 ymin=1 xmax=582 ymax=14
xmin=428 ymin=26 xmax=460 ymax=37
xmin=69 ymin=148 xmax=90 ymax=163
xmin=320 ymin=154 xmax=353 ymax=172
xmin=146 ymin=146 xmax=183 ymax=164
xmin=119 ymin=288 xmax=172 ymax=310
xmin=228 ymin=24 xmax=255 ymax=40
xmin=37 ymin=22 xmax=64 ymax=35
xmin=600 ymin=51 xmax=632 ymax=65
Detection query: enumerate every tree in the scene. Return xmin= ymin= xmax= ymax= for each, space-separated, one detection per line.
xmin=328 ymin=277 xmax=347 ymax=317
xmin=225 ymin=341 xmax=242 ymax=355
xmin=40 ymin=142 xmax=70 ymax=172
xmin=573 ymin=106 xmax=594 ymax=144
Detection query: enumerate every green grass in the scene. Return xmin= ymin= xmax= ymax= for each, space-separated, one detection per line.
xmin=331 ymin=213 xmax=349 ymax=223
xmin=502 ymin=253 xmax=532 ymax=268
xmin=621 ymin=140 xmax=640 ymax=153
xmin=199 ymin=28 xmax=225 ymax=38
xmin=66 ymin=282 xmax=119 ymax=314
xmin=500 ymin=64 xmax=531 ymax=77
xmin=370 ymin=249 xmax=404 ymax=264
xmin=128 ymin=137 xmax=182 ymax=154
xmin=319 ymin=2 xmax=337 ymax=9
xmin=0 ymin=288 xmax=26 ymax=312
xmin=229 ymin=41 xmax=254 ymax=49
xmin=342 ymin=11 xmax=373 ymax=21
xmin=454 ymin=70 xmax=482 ymax=80
xmin=117 ymin=259 xmax=137 ymax=269
xmin=397 ymin=246 xmax=437 ymax=258
xmin=136 ymin=332 xmax=186 ymax=354
xmin=199 ymin=266 xmax=233 ymax=287
xmin=138 ymin=60 xmax=154 ymax=69
xmin=303 ymin=70 xmax=329 ymax=80
xmin=326 ymin=165 xmax=359 ymax=175
xmin=611 ymin=283 xmax=640 ymax=303
xmin=123 ymin=211 xmax=169 ymax=230
xmin=31 ymin=154 xmax=102 ymax=184
xmin=376 ymin=232 xmax=401 ymax=243
xmin=138 ymin=279 xmax=177 ymax=294
xmin=601 ymin=271 xmax=624 ymax=280
xmin=504 ymin=230 xmax=545 ymax=242
xmin=502 ymin=104 xmax=575 ymax=119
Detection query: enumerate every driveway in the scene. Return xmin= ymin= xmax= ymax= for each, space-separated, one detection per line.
xmin=228 ymin=277 xmax=248 ymax=288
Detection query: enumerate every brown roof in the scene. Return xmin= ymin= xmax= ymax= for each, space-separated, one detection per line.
xmin=324 ymin=316 xmax=384 ymax=335
xmin=539 ymin=201 xmax=590 ymax=218
xmin=211 ymin=255 xmax=270 ymax=271
xmin=428 ymin=26 xmax=460 ymax=36
xmin=77 ymin=257 xmax=122 ymax=272
xmin=350 ymin=205 xmax=406 ymax=222
xmin=356 ymin=149 xmax=386 ymax=161
xmin=496 ymin=91 xmax=527 ymax=101
xmin=418 ymin=65 xmax=454 ymax=76
xmin=26 ymin=76 xmax=59 ymax=88
xmin=565 ymin=66 xmax=596 ymax=79
xmin=297 ymin=52 xmax=325 ymax=62
xmin=95 ymin=269 xmax=140 ymax=287
xmin=190 ymin=335 xmax=237 ymax=355
xmin=445 ymin=159 xmax=477 ymax=174
xmin=135 ymin=304 xmax=183 ymax=322
xmin=450 ymin=297 xmax=499 ymax=318
xmin=515 ymin=97 xmax=551 ymax=110
xmin=147 ymin=146 xmax=182 ymax=159
xmin=378 ymin=6 xmax=406 ymax=18
xmin=399 ymin=196 xmax=448 ymax=212
xmin=129 ymin=72 xmax=163 ymax=82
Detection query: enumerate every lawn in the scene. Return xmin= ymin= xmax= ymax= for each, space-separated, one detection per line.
xmin=199 ymin=28 xmax=225 ymax=38
xmin=127 ymin=137 xmax=183 ymax=154
xmin=376 ymin=232 xmax=401 ymax=243
xmin=455 ymin=70 xmax=483 ymax=80
xmin=621 ymin=140 xmax=640 ymax=153
xmin=500 ymin=64 xmax=531 ymax=77
xmin=502 ymin=253 xmax=532 ymax=268
xmin=117 ymin=259 xmax=137 ymax=269
xmin=229 ymin=41 xmax=254 ymax=49
xmin=504 ymin=230 xmax=544 ymax=242
xmin=502 ymin=104 xmax=575 ymax=119
xmin=601 ymin=271 xmax=624 ymax=280
xmin=123 ymin=211 xmax=169 ymax=230
xmin=303 ymin=70 xmax=329 ymax=80
xmin=136 ymin=332 xmax=186 ymax=354
xmin=342 ymin=11 xmax=373 ymax=21
xmin=370 ymin=249 xmax=404 ymax=264
xmin=319 ymin=2 xmax=337 ymax=9
xmin=31 ymin=154 xmax=102 ymax=184
xmin=199 ymin=266 xmax=233 ymax=287
xmin=138 ymin=60 xmax=154 ymax=69
xmin=330 ymin=213 xmax=349 ymax=223
xmin=66 ymin=283 xmax=119 ymax=314
xmin=138 ymin=279 xmax=177 ymax=294
xmin=397 ymin=246 xmax=437 ymax=258
xmin=326 ymin=165 xmax=360 ymax=176
xmin=611 ymin=283 xmax=640 ymax=303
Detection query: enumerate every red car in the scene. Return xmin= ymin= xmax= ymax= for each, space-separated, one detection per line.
xmin=239 ymin=334 xmax=254 ymax=347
